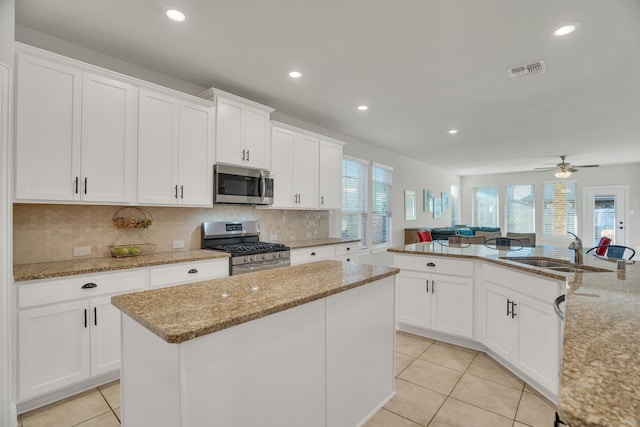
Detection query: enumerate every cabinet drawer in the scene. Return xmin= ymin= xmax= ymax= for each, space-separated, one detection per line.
xmin=393 ymin=255 xmax=473 ymax=277
xmin=482 ymin=263 xmax=562 ymax=302
xmin=335 ymin=243 xmax=360 ymax=257
xmin=291 ymin=246 xmax=335 ymax=265
xmin=18 ymin=269 xmax=147 ymax=309
xmin=149 ymin=259 xmax=228 ymax=288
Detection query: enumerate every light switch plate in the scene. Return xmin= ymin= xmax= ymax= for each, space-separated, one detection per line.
xmin=172 ymin=240 xmax=185 ymax=249
xmin=270 ymin=234 xmax=278 ymax=241
xmin=73 ymin=246 xmax=91 ymax=256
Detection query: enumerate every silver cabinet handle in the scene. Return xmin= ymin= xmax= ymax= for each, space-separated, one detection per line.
xmin=81 ymin=283 xmax=97 ymax=289
xmin=188 ymin=268 xmax=198 ymax=274
xmin=426 ymin=262 xmax=436 ymax=267
xmin=246 ymin=150 xmax=249 ymax=161
xmin=426 ymin=280 xmax=429 ymax=293
xmin=84 ymin=177 xmax=88 ymax=195
xmin=174 ymin=185 xmax=178 ymax=199
xmin=75 ymin=177 xmax=79 ymax=194
xmin=180 ymin=185 xmax=184 ymax=199
xmin=242 ymin=149 xmax=246 ymax=161
xmin=321 ymin=195 xmax=324 ymax=205
xmin=432 ymin=280 xmax=435 ymax=293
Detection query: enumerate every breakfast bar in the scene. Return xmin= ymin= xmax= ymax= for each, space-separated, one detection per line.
xmin=111 ymin=260 xmax=399 ymax=427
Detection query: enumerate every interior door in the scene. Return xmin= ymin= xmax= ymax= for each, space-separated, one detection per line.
xmin=583 ymin=186 xmax=628 ymax=247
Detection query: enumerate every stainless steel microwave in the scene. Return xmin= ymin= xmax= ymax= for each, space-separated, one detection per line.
xmin=214 ymin=164 xmax=274 ymax=205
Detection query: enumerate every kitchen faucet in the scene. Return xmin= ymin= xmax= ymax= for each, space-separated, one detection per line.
xmin=567 ymin=232 xmax=583 ymax=265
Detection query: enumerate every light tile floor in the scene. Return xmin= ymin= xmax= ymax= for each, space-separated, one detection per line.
xmin=19 ymin=332 xmax=556 ymax=427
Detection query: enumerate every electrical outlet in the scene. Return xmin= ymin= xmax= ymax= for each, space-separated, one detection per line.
xmin=172 ymin=240 xmax=185 ymax=249
xmin=270 ymin=234 xmax=278 ymax=241
xmin=306 ymin=232 xmax=312 ymax=239
xmin=73 ymin=246 xmax=91 ymax=257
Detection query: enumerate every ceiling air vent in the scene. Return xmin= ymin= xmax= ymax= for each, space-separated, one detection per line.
xmin=508 ymin=60 xmax=546 ymax=80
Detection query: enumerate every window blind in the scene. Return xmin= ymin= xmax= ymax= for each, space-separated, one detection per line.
xmin=506 ymin=184 xmax=535 ymax=233
xmin=341 ymin=157 xmax=368 ymax=245
xmin=372 ymin=163 xmax=393 ymax=246
xmin=543 ymin=181 xmax=577 ymax=237
xmin=472 ymin=186 xmax=498 ymax=227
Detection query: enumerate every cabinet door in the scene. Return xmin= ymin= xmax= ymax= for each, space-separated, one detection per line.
xmin=215 ymin=96 xmax=244 ymax=166
xmin=482 ymin=283 xmax=516 ymax=361
xmin=318 ymin=141 xmax=343 ymax=209
xmin=90 ymin=296 xmax=122 ymax=376
xmin=396 ymin=272 xmax=430 ymax=329
xmin=271 ymin=127 xmax=296 ymax=208
xmin=178 ymin=102 xmax=213 ymax=206
xmin=18 ymin=300 xmax=90 ymax=400
xmin=243 ymin=106 xmax=271 ymax=169
xmin=137 ymin=89 xmax=179 ymax=205
xmin=81 ymin=73 xmax=136 ymax=203
xmin=293 ymin=134 xmax=318 ymax=209
xmin=15 ymin=54 xmax=81 ymax=201
xmin=431 ymin=274 xmax=474 ymax=338
xmin=514 ymin=293 xmax=560 ymax=394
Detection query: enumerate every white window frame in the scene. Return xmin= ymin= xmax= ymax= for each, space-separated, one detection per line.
xmin=371 ymin=162 xmax=393 ymax=250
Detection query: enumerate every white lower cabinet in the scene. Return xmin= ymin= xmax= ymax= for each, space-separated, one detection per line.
xmin=479 ymin=263 xmax=563 ymax=397
xmin=396 ymin=271 xmax=474 ymax=338
xmin=17 ymin=269 xmax=146 ymax=401
xmin=395 ymin=256 xmax=474 ymax=338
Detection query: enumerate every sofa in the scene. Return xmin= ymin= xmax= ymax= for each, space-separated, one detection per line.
xmin=429 ymin=226 xmax=502 ymax=242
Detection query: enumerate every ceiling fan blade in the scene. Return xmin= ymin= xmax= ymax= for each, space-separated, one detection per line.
xmin=566 ymin=167 xmax=578 ymax=172
xmin=574 ymin=164 xmax=599 ymax=168
xmin=534 ymin=167 xmax=555 ymax=170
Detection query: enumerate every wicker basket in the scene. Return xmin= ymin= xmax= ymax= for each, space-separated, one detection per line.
xmin=112 ymin=207 xmax=153 ymax=229
xmin=109 ymin=243 xmax=156 ymax=258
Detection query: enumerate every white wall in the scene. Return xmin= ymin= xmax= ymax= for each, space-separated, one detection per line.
xmin=1 ymin=0 xmax=16 ymax=424
xmin=461 ymin=163 xmax=640 ymax=249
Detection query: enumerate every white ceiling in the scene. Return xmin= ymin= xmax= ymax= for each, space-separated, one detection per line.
xmin=15 ymin=0 xmax=640 ymax=176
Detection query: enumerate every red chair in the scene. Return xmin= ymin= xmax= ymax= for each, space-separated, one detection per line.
xmin=417 ymin=230 xmax=432 ymax=242
xmin=595 ymin=236 xmax=611 ymax=256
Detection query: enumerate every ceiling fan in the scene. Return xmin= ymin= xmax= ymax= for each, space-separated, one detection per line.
xmin=535 ymin=156 xmax=599 ymax=178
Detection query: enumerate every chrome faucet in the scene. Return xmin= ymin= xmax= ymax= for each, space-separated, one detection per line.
xmin=567 ymin=232 xmax=583 ymax=265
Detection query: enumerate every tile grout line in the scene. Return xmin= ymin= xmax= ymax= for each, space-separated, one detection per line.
xmin=97 ymin=385 xmax=121 ymax=424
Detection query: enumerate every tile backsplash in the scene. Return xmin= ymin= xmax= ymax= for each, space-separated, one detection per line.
xmin=13 ymin=204 xmax=330 ymax=264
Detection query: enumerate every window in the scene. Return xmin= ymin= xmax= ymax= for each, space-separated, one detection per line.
xmin=341 ymin=157 xmax=368 ymax=245
xmin=543 ymin=181 xmax=577 ymax=237
xmin=506 ymin=184 xmax=535 ymax=232
xmin=372 ymin=163 xmax=392 ymax=246
xmin=472 ymin=186 xmax=498 ymax=227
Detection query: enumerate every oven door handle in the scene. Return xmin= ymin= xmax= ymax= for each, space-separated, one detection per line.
xmin=233 ymin=259 xmax=290 ymax=274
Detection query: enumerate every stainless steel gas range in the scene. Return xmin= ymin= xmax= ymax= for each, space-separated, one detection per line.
xmin=201 ymin=221 xmax=290 ymax=276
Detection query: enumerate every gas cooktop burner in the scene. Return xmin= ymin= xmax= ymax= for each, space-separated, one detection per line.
xmin=210 ymin=242 xmax=290 ymax=256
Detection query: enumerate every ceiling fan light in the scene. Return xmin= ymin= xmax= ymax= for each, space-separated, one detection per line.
xmin=555 ymin=170 xmax=573 ymax=179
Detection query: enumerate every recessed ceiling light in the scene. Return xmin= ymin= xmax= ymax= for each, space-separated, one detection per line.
xmin=166 ymin=9 xmax=186 ymax=22
xmin=448 ymin=129 xmax=458 ymax=134
xmin=554 ymin=21 xmax=580 ymax=36
xmin=357 ymin=105 xmax=368 ymax=111
xmin=288 ymin=71 xmax=302 ymax=78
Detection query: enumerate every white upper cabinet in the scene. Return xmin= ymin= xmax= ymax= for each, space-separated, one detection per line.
xmin=318 ymin=140 xmax=344 ymax=209
xmin=271 ymin=124 xmax=318 ymax=209
xmin=81 ymin=73 xmax=136 ymax=202
xmin=200 ymin=88 xmax=274 ymax=170
xmin=137 ymin=89 xmax=214 ymax=206
xmin=15 ymin=50 xmax=136 ymax=203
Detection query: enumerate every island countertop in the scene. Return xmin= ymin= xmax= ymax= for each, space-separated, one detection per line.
xmin=13 ymin=249 xmax=230 ymax=281
xmin=389 ymin=243 xmax=640 ymax=427
xmin=111 ymin=260 xmax=399 ymax=344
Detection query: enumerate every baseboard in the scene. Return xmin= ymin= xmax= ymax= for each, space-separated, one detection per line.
xmin=355 ymin=390 xmax=397 ymax=427
xmin=17 ymin=371 xmax=119 ymax=414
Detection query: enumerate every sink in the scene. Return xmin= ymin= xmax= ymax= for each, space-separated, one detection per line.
xmin=500 ymin=257 xmax=612 ymax=273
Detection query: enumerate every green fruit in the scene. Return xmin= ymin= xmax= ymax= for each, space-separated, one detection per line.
xmin=113 ymin=247 xmax=129 ymax=256
xmin=128 ymin=247 xmax=140 ymax=255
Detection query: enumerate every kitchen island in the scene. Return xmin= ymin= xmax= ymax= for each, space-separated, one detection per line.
xmin=111 ymin=260 xmax=399 ymax=427
xmin=388 ymin=242 xmax=640 ymax=427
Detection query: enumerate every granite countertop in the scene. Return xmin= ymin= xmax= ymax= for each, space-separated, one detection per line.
xmin=13 ymin=250 xmax=230 ymax=281
xmin=389 ymin=242 xmax=640 ymax=427
xmin=279 ymin=238 xmax=360 ymax=249
xmin=112 ymin=260 xmax=399 ymax=344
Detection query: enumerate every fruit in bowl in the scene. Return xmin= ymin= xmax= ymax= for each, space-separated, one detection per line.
xmin=113 ymin=247 xmax=130 ymax=257
xmin=128 ymin=246 xmax=140 ymax=255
